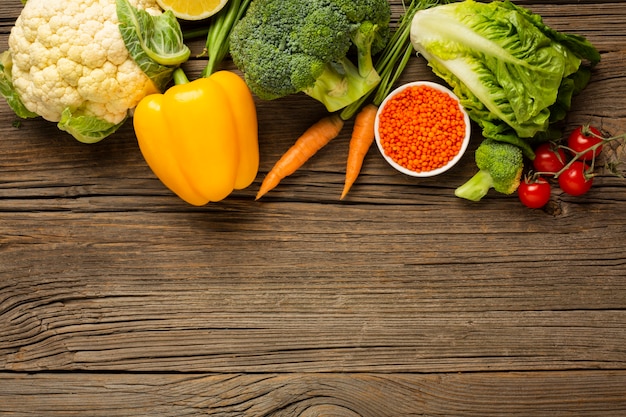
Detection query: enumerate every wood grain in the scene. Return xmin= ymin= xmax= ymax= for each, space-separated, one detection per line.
xmin=1 ymin=372 xmax=626 ymax=416
xmin=1 ymin=1 xmax=626 ymax=416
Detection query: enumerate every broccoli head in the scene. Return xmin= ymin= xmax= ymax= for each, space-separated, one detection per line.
xmin=455 ymin=139 xmax=524 ymax=202
xmin=229 ymin=0 xmax=391 ymax=112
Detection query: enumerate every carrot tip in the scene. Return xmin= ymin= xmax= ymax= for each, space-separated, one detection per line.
xmin=340 ymin=185 xmax=351 ymax=200
xmin=255 ymin=189 xmax=268 ymax=200
xmin=256 ymin=114 xmax=345 ymax=200
xmin=255 ymin=172 xmax=280 ymax=200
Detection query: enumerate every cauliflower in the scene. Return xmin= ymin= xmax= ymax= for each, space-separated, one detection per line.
xmin=1 ymin=0 xmax=190 ymax=143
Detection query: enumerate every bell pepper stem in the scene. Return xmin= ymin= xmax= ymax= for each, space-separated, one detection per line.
xmin=173 ymin=68 xmax=190 ymax=85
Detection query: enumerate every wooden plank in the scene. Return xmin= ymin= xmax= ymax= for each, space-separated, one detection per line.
xmin=1 ymin=204 xmax=625 ymax=372
xmin=1 ymin=372 xmax=625 ymax=416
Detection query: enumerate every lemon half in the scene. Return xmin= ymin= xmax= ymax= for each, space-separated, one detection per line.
xmin=156 ymin=0 xmax=229 ymax=20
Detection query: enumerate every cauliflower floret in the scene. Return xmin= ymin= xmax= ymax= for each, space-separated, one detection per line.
xmin=8 ymin=0 xmax=162 ymax=125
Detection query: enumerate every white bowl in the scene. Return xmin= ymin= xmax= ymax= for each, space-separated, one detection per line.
xmin=374 ymin=81 xmax=471 ymax=177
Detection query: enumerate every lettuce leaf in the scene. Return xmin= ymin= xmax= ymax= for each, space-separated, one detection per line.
xmin=410 ymin=0 xmax=600 ymax=158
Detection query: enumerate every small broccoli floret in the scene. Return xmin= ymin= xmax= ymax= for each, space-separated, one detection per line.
xmin=455 ymin=139 xmax=524 ymax=202
xmin=229 ymin=0 xmax=391 ymax=112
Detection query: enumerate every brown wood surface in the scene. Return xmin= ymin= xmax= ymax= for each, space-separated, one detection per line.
xmin=1 ymin=0 xmax=626 ymax=416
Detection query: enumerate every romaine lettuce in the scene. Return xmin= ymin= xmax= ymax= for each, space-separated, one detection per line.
xmin=410 ymin=0 xmax=600 ymax=158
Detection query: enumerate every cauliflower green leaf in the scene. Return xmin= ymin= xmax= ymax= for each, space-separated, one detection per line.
xmin=57 ymin=108 xmax=126 ymax=144
xmin=117 ymin=0 xmax=190 ymax=91
xmin=0 ymin=51 xmax=37 ymax=119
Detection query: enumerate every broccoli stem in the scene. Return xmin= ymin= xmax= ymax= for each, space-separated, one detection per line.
xmin=454 ymin=169 xmax=495 ymax=202
xmin=305 ymin=19 xmax=390 ymax=113
xmin=304 ymin=57 xmax=381 ymax=113
xmin=352 ymin=22 xmax=378 ymax=79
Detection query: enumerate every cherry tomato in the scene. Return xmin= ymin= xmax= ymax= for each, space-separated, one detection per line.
xmin=567 ymin=125 xmax=603 ymax=161
xmin=558 ymin=161 xmax=593 ymax=196
xmin=518 ymin=177 xmax=551 ymax=208
xmin=533 ymin=142 xmax=567 ymax=174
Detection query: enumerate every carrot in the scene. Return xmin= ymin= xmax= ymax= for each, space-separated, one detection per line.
xmin=337 ymin=0 xmax=421 ymax=199
xmin=256 ymin=114 xmax=344 ymax=200
xmin=340 ymin=103 xmax=378 ymax=200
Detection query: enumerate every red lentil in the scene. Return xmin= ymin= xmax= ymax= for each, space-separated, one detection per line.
xmin=378 ymin=84 xmax=466 ymax=173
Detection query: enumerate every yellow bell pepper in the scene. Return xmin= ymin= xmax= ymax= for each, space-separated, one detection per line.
xmin=133 ymin=69 xmax=259 ymax=206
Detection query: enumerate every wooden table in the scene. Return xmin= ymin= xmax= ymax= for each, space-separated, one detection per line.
xmin=1 ymin=1 xmax=625 ymax=415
